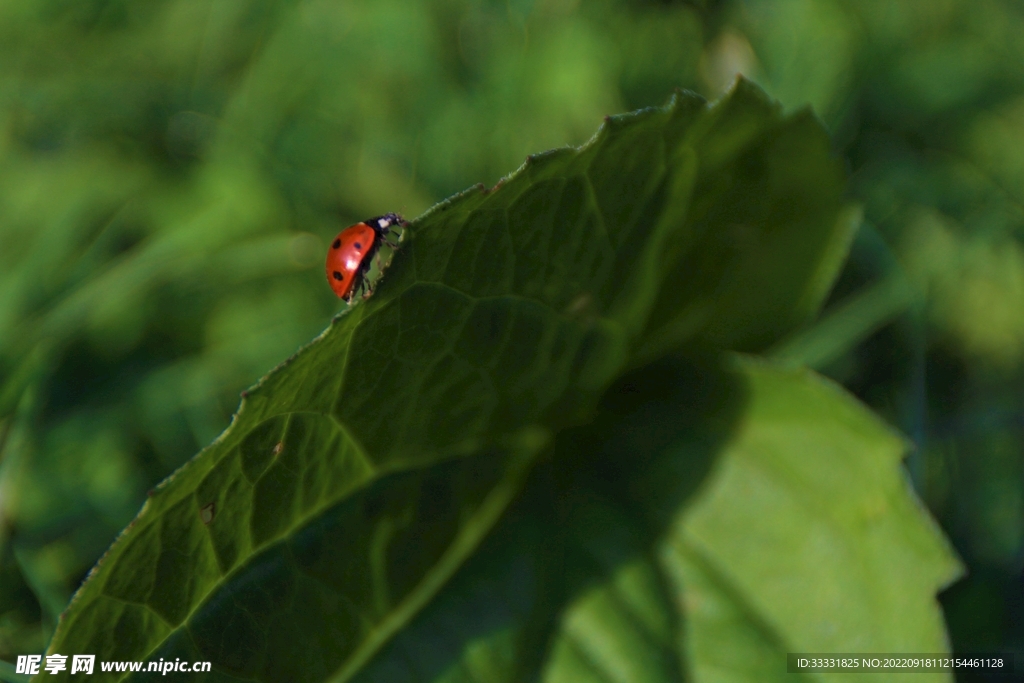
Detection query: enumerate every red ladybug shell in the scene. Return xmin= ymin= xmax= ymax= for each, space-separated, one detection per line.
xmin=326 ymin=222 xmax=378 ymax=300
xmin=325 ymin=214 xmax=404 ymax=301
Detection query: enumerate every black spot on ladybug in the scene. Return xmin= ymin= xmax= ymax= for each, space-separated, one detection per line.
xmin=333 ymin=271 xmax=343 ymax=280
xmin=332 ymin=238 xmax=341 ymax=249
xmin=200 ymin=502 xmax=215 ymax=525
xmin=354 ymin=242 xmax=362 ymax=250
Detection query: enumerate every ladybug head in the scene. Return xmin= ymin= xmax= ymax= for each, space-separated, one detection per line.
xmin=369 ymin=213 xmax=405 ymax=233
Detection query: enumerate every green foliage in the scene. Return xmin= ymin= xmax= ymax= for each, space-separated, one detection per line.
xmin=3 ymin=0 xmax=1023 ymax=673
xmin=0 ymin=2 xmax=706 ymax=659
xmin=726 ymin=0 xmax=1024 ymax=655
xmin=37 ymin=82 xmax=959 ymax=682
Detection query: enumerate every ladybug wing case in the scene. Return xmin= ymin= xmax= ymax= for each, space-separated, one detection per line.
xmin=326 ymin=222 xmax=378 ymax=299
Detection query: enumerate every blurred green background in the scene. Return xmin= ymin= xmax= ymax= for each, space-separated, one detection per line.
xmin=0 ymin=0 xmax=1021 ymax=672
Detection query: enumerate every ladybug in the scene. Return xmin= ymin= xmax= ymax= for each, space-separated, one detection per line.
xmin=325 ymin=213 xmax=406 ymax=301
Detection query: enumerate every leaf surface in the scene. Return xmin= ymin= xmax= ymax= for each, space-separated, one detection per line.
xmin=321 ymin=357 xmax=961 ymax=683
xmin=40 ymin=81 xmax=944 ymax=683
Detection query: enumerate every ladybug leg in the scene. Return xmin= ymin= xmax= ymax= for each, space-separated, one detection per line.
xmin=346 ymin=271 xmax=366 ymax=305
xmin=381 ymin=221 xmax=404 ymax=250
xmin=376 ymin=234 xmax=400 ymax=273
xmin=357 ymin=259 xmax=375 ymax=300
xmin=362 ymin=271 xmax=375 ymax=300
xmin=347 ymin=277 xmax=365 ymax=304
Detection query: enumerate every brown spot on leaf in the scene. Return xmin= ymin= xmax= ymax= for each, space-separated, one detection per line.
xmin=273 ymin=442 xmax=284 ymax=456
xmin=200 ymin=502 xmax=216 ymax=525
xmin=483 ymin=178 xmax=506 ymax=194
xmin=565 ymin=293 xmax=593 ymax=316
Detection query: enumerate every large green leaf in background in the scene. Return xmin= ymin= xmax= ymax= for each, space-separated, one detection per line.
xmin=39 ymin=80 xmax=959 ymax=682
xmin=342 ymin=354 xmax=960 ymax=683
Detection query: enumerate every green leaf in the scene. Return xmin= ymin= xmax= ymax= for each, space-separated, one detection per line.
xmin=767 ymin=269 xmax=918 ymax=370
xmin=41 ymin=80 xmax=944 ymax=682
xmin=541 ymin=353 xmax=964 ymax=681
xmin=0 ymin=660 xmax=32 ymax=683
xmin=317 ymin=356 xmax=961 ymax=683
xmin=664 ymin=357 xmax=963 ymax=682
xmin=333 ymin=353 xmax=736 ymax=683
